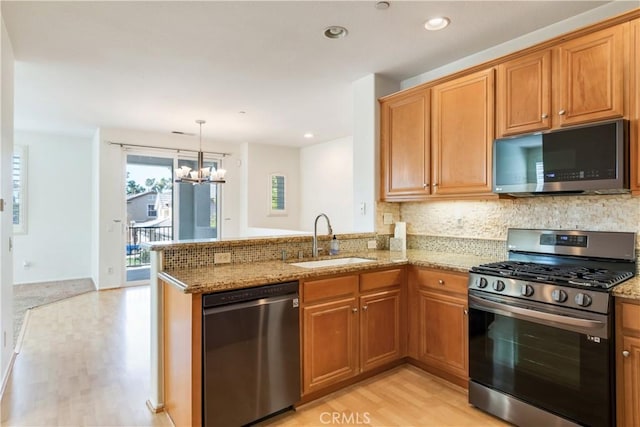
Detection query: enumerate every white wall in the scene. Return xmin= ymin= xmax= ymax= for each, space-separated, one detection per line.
xmin=245 ymin=143 xmax=300 ymax=230
xmin=1 ymin=14 xmax=15 ymax=382
xmin=91 ymin=129 xmax=100 ymax=288
xmin=93 ymin=128 xmax=242 ymax=289
xmin=352 ymin=74 xmax=399 ymax=232
xmin=12 ymin=132 xmax=92 ymax=284
xmin=300 ymin=136 xmax=354 ymax=233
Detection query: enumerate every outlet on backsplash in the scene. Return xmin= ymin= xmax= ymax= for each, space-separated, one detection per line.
xmin=214 ymin=252 xmax=232 ymax=264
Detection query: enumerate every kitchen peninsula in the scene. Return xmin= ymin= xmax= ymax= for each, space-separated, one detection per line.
xmin=146 ymin=233 xmax=640 ymax=427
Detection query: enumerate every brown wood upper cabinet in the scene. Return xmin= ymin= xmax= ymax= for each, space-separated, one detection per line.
xmin=497 ymin=25 xmax=625 ymax=137
xmin=431 ymin=68 xmax=495 ymax=196
xmin=631 ymin=18 xmax=640 ymax=195
xmin=380 ymin=88 xmax=430 ymax=201
xmin=497 ymin=50 xmax=552 ymax=136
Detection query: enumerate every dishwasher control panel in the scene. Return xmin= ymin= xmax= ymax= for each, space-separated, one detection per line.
xmin=203 ymin=281 xmax=299 ymax=308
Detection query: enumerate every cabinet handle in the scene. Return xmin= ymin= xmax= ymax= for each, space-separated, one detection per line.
xmin=463 ymin=309 xmax=468 ymax=316
xmin=623 ymin=350 xmax=630 ymax=358
xmin=423 ymin=183 xmax=428 ymax=189
xmin=352 ymin=307 xmax=358 ymax=313
xmin=362 ymin=305 xmax=368 ymax=311
xmin=558 ymin=109 xmax=566 ymax=116
xmin=438 ymin=279 xmax=445 ymax=285
xmin=541 ymin=113 xmax=548 ymax=119
xmin=432 ymin=183 xmax=438 ymax=187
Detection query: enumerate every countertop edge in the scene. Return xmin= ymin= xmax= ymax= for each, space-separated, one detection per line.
xmin=156 ymin=250 xmax=640 ymax=301
xmin=158 ymin=272 xmax=189 ymax=292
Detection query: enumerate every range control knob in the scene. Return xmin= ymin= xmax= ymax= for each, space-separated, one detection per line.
xmin=493 ymin=280 xmax=506 ymax=292
xmin=574 ymin=293 xmax=592 ymax=307
xmin=521 ymin=284 xmax=534 ymax=297
xmin=552 ymin=289 xmax=568 ymax=303
xmin=477 ymin=277 xmax=488 ymax=288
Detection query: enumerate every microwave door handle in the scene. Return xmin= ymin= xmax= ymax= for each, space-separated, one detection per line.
xmin=468 ymin=294 xmax=605 ymax=332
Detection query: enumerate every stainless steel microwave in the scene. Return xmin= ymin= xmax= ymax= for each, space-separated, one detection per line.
xmin=493 ymin=119 xmax=628 ymax=196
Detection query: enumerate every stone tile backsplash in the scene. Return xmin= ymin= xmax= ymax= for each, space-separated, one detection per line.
xmin=388 ymin=194 xmax=639 ymax=242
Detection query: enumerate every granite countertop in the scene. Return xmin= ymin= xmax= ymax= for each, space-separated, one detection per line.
xmin=612 ymin=277 xmax=640 ymax=300
xmin=159 ymin=249 xmax=500 ymax=294
xmin=158 ymin=248 xmax=640 ymax=300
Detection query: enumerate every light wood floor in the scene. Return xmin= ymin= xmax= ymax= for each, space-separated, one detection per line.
xmin=260 ymin=365 xmax=508 ymax=427
xmin=1 ymin=286 xmax=171 ymax=426
xmin=1 ymin=286 xmax=508 ymax=426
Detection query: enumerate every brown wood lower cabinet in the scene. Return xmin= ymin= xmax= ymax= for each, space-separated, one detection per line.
xmin=360 ymin=288 xmax=402 ymax=371
xmin=303 ymin=295 xmax=359 ymax=394
xmin=162 ymin=279 xmax=202 ymax=427
xmin=616 ymin=298 xmax=640 ymax=427
xmin=408 ymin=266 xmax=468 ymax=388
xmin=301 ymin=268 xmax=405 ymax=397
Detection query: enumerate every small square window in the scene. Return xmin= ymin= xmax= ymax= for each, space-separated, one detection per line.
xmin=147 ymin=204 xmax=158 ymax=217
xmin=269 ymin=173 xmax=286 ymax=216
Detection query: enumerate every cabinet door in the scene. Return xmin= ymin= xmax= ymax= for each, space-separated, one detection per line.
xmin=621 ymin=335 xmax=640 ymax=427
xmin=556 ymin=25 xmax=624 ymax=126
xmin=418 ymin=290 xmax=468 ymax=379
xmin=360 ymin=289 xmax=402 ymax=371
xmin=431 ymin=69 xmax=495 ymax=196
xmin=631 ymin=19 xmax=640 ymax=194
xmin=380 ymin=89 xmax=430 ymax=201
xmin=302 ymin=297 xmax=359 ymax=395
xmin=497 ymin=50 xmax=552 ymax=136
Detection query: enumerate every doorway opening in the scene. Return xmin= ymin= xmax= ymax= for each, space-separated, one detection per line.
xmin=124 ymin=152 xmax=223 ymax=284
xmin=125 ymin=155 xmax=174 ymax=283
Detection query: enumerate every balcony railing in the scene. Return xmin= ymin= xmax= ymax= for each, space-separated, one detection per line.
xmin=126 ymin=225 xmax=173 ymax=268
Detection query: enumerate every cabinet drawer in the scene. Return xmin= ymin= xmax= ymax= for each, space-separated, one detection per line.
xmin=621 ymin=301 xmax=640 ymax=333
xmin=303 ymin=275 xmax=358 ymax=304
xmin=413 ymin=268 xmax=468 ymax=295
xmin=360 ymin=268 xmax=403 ymax=293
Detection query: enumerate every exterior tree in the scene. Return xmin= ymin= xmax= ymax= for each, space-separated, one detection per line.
xmin=127 ymin=179 xmax=145 ymax=195
xmin=145 ymin=177 xmax=172 ymax=193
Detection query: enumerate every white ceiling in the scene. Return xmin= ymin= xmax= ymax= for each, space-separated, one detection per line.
xmin=1 ymin=1 xmax=631 ymax=147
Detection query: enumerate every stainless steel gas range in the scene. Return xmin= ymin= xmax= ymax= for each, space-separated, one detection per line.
xmin=468 ymin=228 xmax=636 ymax=427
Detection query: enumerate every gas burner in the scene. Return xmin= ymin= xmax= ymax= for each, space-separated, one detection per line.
xmin=472 ymin=261 xmax=634 ymax=289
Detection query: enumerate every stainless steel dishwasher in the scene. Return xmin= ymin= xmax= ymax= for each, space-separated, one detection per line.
xmin=202 ymin=281 xmax=300 ymax=426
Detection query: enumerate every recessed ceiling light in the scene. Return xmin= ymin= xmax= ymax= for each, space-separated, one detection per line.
xmin=424 ymin=16 xmax=450 ymax=31
xmin=303 ymin=132 xmax=314 ymax=139
xmin=238 ymin=111 xmax=246 ymax=114
xmin=375 ymin=1 xmax=390 ymax=10
xmin=323 ymin=26 xmax=348 ymax=39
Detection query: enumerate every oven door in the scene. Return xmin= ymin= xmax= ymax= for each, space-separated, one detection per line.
xmin=468 ymin=291 xmax=614 ymax=427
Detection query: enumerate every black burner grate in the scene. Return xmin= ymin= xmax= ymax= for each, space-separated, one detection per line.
xmin=472 ymin=261 xmax=634 ymax=289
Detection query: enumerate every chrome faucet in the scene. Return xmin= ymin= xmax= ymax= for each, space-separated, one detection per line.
xmin=312 ymin=213 xmax=333 ymax=257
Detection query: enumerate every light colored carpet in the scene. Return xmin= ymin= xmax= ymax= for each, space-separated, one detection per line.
xmin=13 ymin=278 xmax=95 ymax=346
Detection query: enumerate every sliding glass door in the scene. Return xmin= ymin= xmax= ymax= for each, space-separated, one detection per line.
xmin=123 ymin=152 xmax=222 ymax=284
xmin=175 ymin=156 xmax=221 ymax=240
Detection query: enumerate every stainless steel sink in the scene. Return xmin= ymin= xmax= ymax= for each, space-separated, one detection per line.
xmin=290 ymin=257 xmax=374 ymax=269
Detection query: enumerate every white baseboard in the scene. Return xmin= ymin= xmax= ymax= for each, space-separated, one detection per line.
xmin=0 ymin=349 xmax=17 ymax=401
xmin=1 ymin=308 xmax=31 ymax=400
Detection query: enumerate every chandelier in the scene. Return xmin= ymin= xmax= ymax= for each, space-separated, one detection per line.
xmin=174 ymin=120 xmax=226 ymax=184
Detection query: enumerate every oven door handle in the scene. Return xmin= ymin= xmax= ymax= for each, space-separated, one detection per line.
xmin=468 ymin=294 xmax=606 ymax=332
